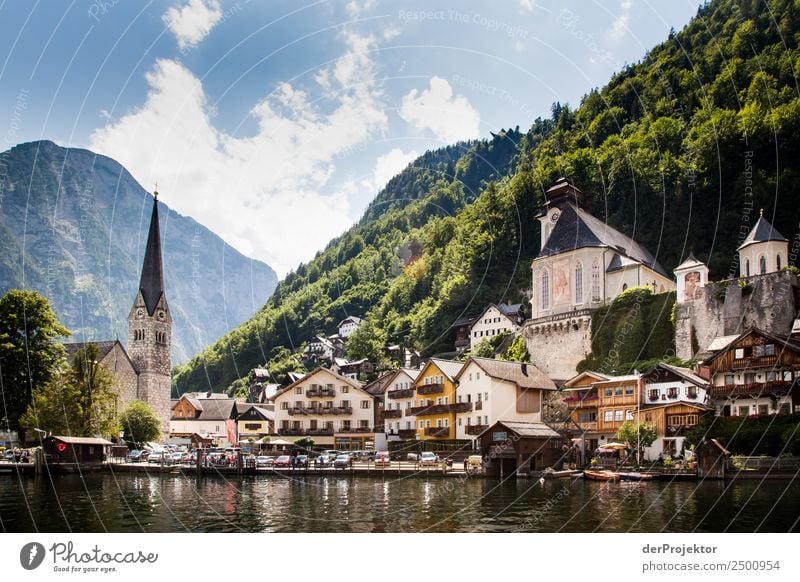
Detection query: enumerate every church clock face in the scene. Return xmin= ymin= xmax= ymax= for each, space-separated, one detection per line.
xmin=157 ymin=310 xmax=165 ymax=321
xmin=550 ymin=209 xmax=560 ymax=222
xmin=136 ymin=308 xmax=144 ymax=318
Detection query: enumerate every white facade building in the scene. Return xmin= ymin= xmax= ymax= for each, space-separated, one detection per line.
xmin=737 ymin=211 xmax=789 ymax=278
xmin=453 ymin=357 xmax=556 ymax=444
xmin=469 ymin=303 xmax=524 ymax=349
xmin=337 ymin=316 xmax=363 ymax=339
xmin=272 ymin=367 xmax=378 ymax=449
xmin=382 ymin=368 xmax=421 ymax=439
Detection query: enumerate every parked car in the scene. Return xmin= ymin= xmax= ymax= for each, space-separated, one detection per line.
xmin=3 ymin=450 xmax=15 ymax=462
xmin=256 ymin=455 xmax=273 ymax=467
xmin=294 ymin=454 xmax=309 ymax=467
xmin=406 ymin=452 xmax=419 ymax=461
xmin=465 ymin=455 xmax=483 ymax=474
xmin=375 ymin=451 xmax=391 ymax=467
xmin=147 ymin=451 xmax=164 ymax=464
xmin=126 ymin=450 xmax=143 ymax=462
xmin=322 ymin=449 xmax=340 ymax=458
xmin=314 ymin=454 xmax=331 ymax=467
xmin=274 ymin=455 xmax=292 ymax=468
xmin=170 ymin=452 xmax=186 ymax=464
xmin=334 ymin=454 xmax=352 ymax=468
xmin=419 ymin=452 xmax=439 ymax=467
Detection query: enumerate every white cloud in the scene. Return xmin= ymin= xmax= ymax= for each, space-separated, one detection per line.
xmin=163 ymin=0 xmax=222 ymax=50
xmin=609 ymin=0 xmax=633 ymax=40
xmin=399 ymin=77 xmax=480 ymax=143
xmin=372 ymin=148 xmax=418 ymax=192
xmin=89 ymin=33 xmax=388 ymax=276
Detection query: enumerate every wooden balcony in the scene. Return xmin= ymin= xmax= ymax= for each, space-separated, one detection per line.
xmin=408 ymin=404 xmax=450 ymax=416
xmin=731 ymin=355 xmax=778 ymax=369
xmin=287 ymin=407 xmax=314 ymax=416
xmin=424 ymin=426 xmax=450 ymax=437
xmin=307 ymin=428 xmax=334 ymax=436
xmin=277 ymin=428 xmax=304 ymax=436
xmin=418 ymin=383 xmax=445 ymax=395
xmin=306 ymin=386 xmax=336 ymax=397
xmin=387 ymin=388 xmax=415 ymax=399
xmin=398 ymin=429 xmax=417 ymax=439
xmin=575 ymin=421 xmax=598 ymax=432
xmin=344 ymin=426 xmax=373 ymax=433
xmin=564 ymin=394 xmax=598 ymax=408
xmin=465 ymin=424 xmax=488 ymax=435
xmin=449 ymin=402 xmax=473 ymax=413
xmin=382 ymin=409 xmax=402 ymax=419
xmin=711 ymin=381 xmax=791 ymax=398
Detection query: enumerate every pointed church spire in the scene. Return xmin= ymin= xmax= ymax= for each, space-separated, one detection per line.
xmin=138 ymin=193 xmax=165 ymax=316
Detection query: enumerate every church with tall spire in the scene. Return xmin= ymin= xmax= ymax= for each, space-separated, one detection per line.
xmin=127 ymin=190 xmax=173 ymax=431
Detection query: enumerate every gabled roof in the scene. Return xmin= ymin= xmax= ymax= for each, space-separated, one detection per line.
xmin=605 ymin=253 xmax=639 ymax=273
xmin=675 ymin=253 xmax=706 ymax=271
xmin=701 ymin=327 xmax=800 ymax=365
xmin=498 ymin=303 xmax=523 ymax=316
xmin=337 ymin=316 xmax=363 ymax=327
xmin=538 ymin=203 xmax=669 ymax=278
xmin=236 ymin=403 xmax=273 ymax=420
xmin=563 ymin=370 xmax=612 ymax=389
xmin=420 ymin=358 xmax=463 ymax=383
xmin=643 ymin=362 xmax=710 ymax=388
xmin=472 ymin=303 xmax=524 ymax=327
xmin=738 ymin=213 xmax=787 ymax=250
xmin=272 ymin=367 xmax=367 ymax=400
xmin=63 ymin=340 xmax=139 ymax=374
xmin=196 ymin=399 xmax=237 ymax=421
xmin=478 ymin=420 xmax=561 ymax=439
xmin=456 ymin=357 xmax=556 ymax=390
xmin=706 ymin=335 xmax=739 ymax=352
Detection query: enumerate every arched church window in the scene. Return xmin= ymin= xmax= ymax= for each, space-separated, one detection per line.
xmin=759 ymin=255 xmax=767 ymax=274
xmin=745 ymin=258 xmax=750 ymax=277
xmin=777 ymin=254 xmax=782 ymax=270
xmin=591 ymin=260 xmax=601 ymax=301
xmin=575 ymin=262 xmax=583 ymax=304
xmin=541 ymin=270 xmax=550 ymax=310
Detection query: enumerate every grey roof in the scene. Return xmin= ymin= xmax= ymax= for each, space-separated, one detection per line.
xmin=538 ymin=203 xmax=669 ymax=277
xmin=459 ymin=357 xmax=556 ymax=390
xmin=337 ymin=316 xmax=363 ymax=327
xmin=427 ymin=358 xmax=464 ymax=382
xmin=706 ymin=335 xmax=739 ymax=352
xmin=196 ymin=399 xmax=237 ymax=421
xmin=236 ymin=403 xmax=273 ymax=419
xmin=63 ymin=340 xmax=119 ymax=362
xmin=675 ymin=253 xmax=705 ymax=271
xmin=50 ymin=436 xmax=113 ymax=445
xmin=738 ymin=214 xmax=787 ymax=250
xmin=702 ymin=327 xmax=800 ymax=365
xmin=498 ymin=303 xmax=523 ymax=315
xmin=138 ymin=197 xmax=165 ymax=316
xmin=480 ymin=421 xmax=561 ymax=438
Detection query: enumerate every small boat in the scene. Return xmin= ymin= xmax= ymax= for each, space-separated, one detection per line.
xmin=617 ymin=472 xmax=654 ymax=482
xmin=583 ymin=470 xmax=619 ymax=481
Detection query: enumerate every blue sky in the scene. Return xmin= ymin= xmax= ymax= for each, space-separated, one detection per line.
xmin=0 ymin=0 xmax=701 ymax=276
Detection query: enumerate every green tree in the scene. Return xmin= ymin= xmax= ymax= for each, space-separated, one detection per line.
xmin=118 ymin=400 xmax=161 ymax=446
xmin=616 ymin=421 xmax=657 ymax=462
xmin=501 ymin=335 xmax=530 ymax=363
xmin=345 ymin=318 xmax=386 ymax=363
xmin=0 ymin=290 xmax=70 ymax=435
xmin=470 ymin=338 xmax=495 ymax=358
xmin=20 ymin=343 xmax=119 ymax=438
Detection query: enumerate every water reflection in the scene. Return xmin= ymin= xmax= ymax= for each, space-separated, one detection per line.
xmin=0 ymin=473 xmax=797 ymax=533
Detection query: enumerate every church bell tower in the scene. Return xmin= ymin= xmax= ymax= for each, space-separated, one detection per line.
xmin=128 ymin=190 xmax=172 ymax=432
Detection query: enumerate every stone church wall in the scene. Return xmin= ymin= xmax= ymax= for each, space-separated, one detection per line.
xmin=522 ymin=311 xmax=592 ymax=382
xmin=675 ymin=271 xmax=799 ymax=360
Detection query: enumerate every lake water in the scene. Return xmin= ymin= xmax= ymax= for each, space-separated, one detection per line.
xmin=1 ymin=472 xmax=798 ymax=532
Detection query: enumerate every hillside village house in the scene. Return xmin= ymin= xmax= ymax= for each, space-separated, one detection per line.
xmin=337 ymin=316 xmax=363 ymax=338
xmin=468 ymin=303 xmax=525 ymax=349
xmin=170 ymin=393 xmax=238 ymax=445
xmin=381 ymin=368 xmax=421 ymax=440
xmin=271 ymin=368 xmax=383 ymax=450
xmin=236 ymin=404 xmax=274 ymax=442
xmin=410 ymin=359 xmax=464 ymax=440
xmin=698 ymin=328 xmax=800 ymax=418
xmin=453 ymin=357 xmax=556 ymax=446
xmin=562 ymin=368 xmax=711 ymax=461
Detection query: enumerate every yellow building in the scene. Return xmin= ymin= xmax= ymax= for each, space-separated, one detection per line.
xmin=410 ymin=359 xmax=465 ymax=440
